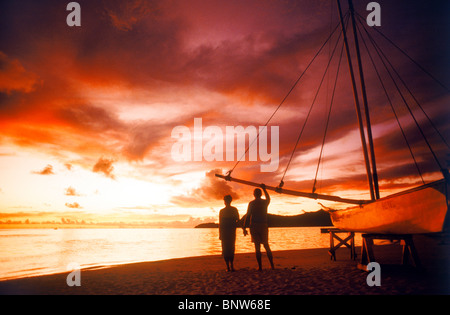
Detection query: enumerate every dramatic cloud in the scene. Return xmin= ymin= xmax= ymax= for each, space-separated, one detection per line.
xmin=92 ymin=157 xmax=116 ymax=179
xmin=65 ymin=202 xmax=82 ymax=209
xmin=171 ymin=169 xmax=240 ymax=207
xmin=0 ymin=0 xmax=448 ymax=220
xmin=105 ymin=0 xmax=162 ymax=31
xmin=64 ymin=186 xmax=80 ymax=196
xmin=122 ymin=121 xmax=170 ymax=161
xmin=57 ymin=104 xmax=125 ymax=134
xmin=0 ymin=52 xmax=40 ymax=94
xmin=32 ymin=164 xmax=54 ymax=175
xmin=0 ymin=210 xmax=217 ymax=228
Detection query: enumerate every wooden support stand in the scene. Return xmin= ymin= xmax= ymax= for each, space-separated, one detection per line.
xmin=358 ymin=234 xmax=422 ymax=271
xmin=326 ymin=228 xmax=357 ymax=261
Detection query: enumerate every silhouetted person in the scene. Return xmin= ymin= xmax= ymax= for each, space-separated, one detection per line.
xmin=219 ymin=195 xmax=240 ymax=272
xmin=243 ymin=184 xmax=275 ymax=270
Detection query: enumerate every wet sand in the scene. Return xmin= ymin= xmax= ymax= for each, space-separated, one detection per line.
xmin=0 ymin=234 xmax=448 ymax=295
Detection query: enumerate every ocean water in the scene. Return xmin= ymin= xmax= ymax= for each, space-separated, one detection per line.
xmin=0 ymin=227 xmax=360 ymax=280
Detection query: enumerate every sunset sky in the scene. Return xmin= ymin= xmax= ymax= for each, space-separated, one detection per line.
xmin=1 ymin=0 xmax=449 ymax=227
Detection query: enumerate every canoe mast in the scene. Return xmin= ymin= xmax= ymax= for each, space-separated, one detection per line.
xmin=337 ymin=0 xmax=379 ymax=201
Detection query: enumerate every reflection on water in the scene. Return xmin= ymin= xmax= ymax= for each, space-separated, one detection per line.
xmin=0 ymin=227 xmax=361 ymax=280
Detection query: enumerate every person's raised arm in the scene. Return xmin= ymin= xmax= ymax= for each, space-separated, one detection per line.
xmin=261 ymin=184 xmax=270 ymax=204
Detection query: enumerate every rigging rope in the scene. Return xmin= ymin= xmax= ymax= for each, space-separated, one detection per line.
xmin=355 ymin=15 xmax=445 ymax=172
xmin=223 ymin=6 xmax=449 ymax=195
xmin=355 ymin=19 xmax=425 ymax=184
xmin=356 ymin=15 xmax=450 ymax=152
xmin=355 ymin=11 xmax=450 ymax=93
xmin=354 ymin=14 xmax=450 ymax=152
xmin=312 ymin=40 xmax=345 ymax=194
xmin=279 ymin=14 xmax=348 ymax=188
xmin=227 ymin=15 xmax=347 ymax=177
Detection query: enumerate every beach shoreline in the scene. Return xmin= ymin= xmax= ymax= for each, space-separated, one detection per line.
xmin=0 ymin=234 xmax=449 ymax=295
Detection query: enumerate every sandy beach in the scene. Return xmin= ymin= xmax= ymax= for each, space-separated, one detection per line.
xmin=0 ymin=234 xmax=448 ymax=295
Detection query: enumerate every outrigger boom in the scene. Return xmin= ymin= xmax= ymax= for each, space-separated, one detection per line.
xmin=215 ymin=174 xmax=370 ymax=205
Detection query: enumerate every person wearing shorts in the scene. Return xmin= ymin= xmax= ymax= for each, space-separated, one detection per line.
xmin=243 ymin=184 xmax=275 ymax=270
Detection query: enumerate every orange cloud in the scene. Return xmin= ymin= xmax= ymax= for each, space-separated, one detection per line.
xmin=0 ymin=0 xmax=448 ymax=218
xmin=105 ymin=0 xmax=160 ymax=31
xmin=32 ymin=164 xmax=54 ymax=175
xmin=93 ymin=157 xmax=116 ymax=179
xmin=65 ymin=202 xmax=82 ymax=209
xmin=64 ymin=186 xmax=80 ymax=196
xmin=171 ymin=169 xmax=240 ymax=207
xmin=0 ymin=52 xmax=40 ymax=94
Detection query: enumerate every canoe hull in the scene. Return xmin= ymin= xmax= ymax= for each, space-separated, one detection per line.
xmin=329 ymin=180 xmax=449 ymax=234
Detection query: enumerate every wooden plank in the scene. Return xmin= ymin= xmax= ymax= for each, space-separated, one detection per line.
xmin=328 ymin=230 xmax=356 ymax=261
xmin=329 ymin=231 xmax=335 ymax=261
xmin=215 ymin=174 xmax=369 ymax=205
xmin=359 ymin=234 xmax=375 ymax=269
xmin=359 ymin=234 xmax=423 ymax=271
xmin=401 ymin=236 xmax=423 ymax=269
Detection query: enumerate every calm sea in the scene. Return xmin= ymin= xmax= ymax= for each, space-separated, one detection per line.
xmin=0 ymin=227 xmax=360 ymax=280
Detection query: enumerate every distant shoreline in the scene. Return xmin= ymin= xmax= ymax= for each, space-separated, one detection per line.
xmin=195 ymin=209 xmax=333 ymax=228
